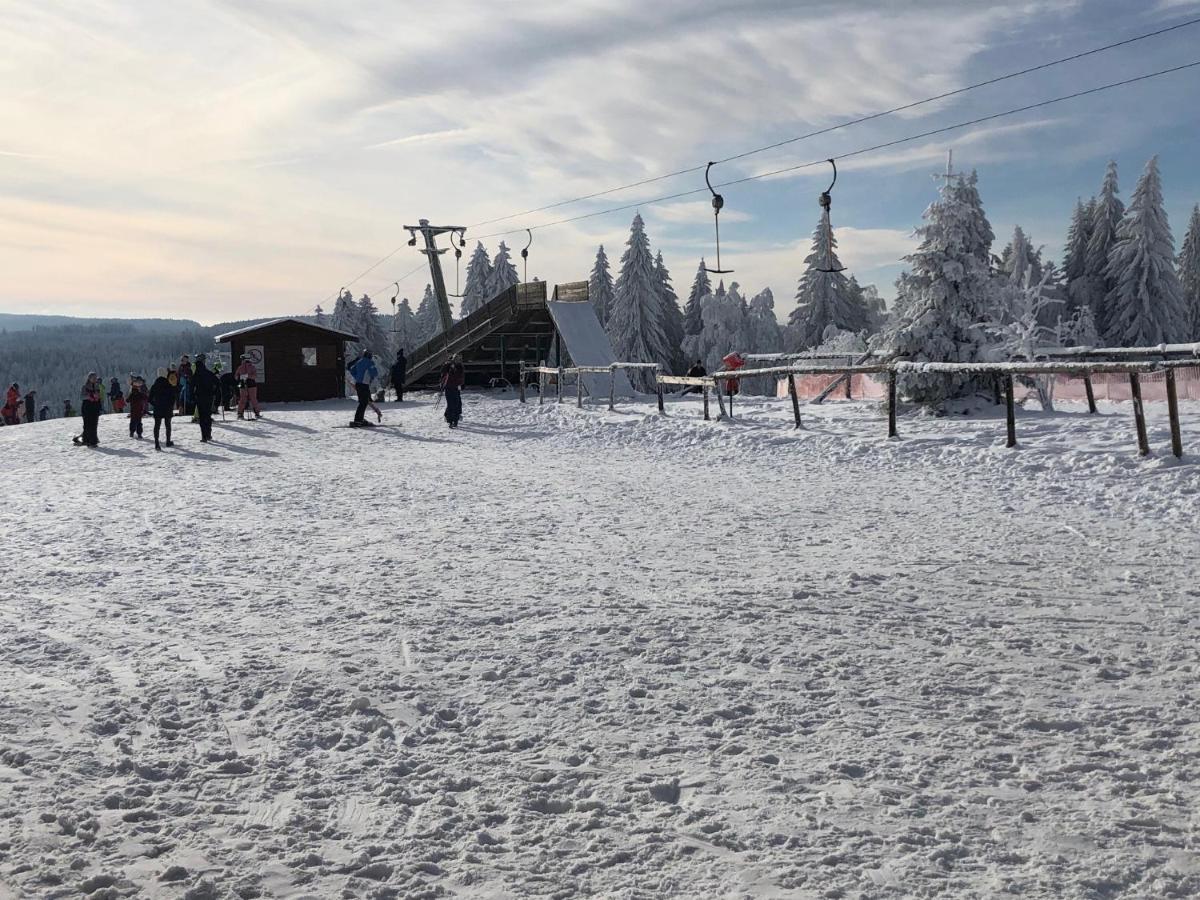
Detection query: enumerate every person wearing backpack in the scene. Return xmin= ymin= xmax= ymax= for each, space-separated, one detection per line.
xmin=347 ymin=350 xmax=379 ymax=427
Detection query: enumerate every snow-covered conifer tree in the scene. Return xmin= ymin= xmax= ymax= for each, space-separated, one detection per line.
xmin=460 ymin=242 xmax=494 ymax=318
xmin=683 ymin=260 xmax=711 ymax=337
xmin=682 ymin=283 xmax=752 ymax=376
xmin=747 ymin=287 xmax=782 ymax=353
xmin=788 ymin=208 xmax=870 ymax=349
xmin=1084 ymin=162 xmax=1124 ymax=331
xmin=653 ymin=251 xmax=685 ymax=374
xmin=356 ymin=294 xmax=391 ymax=367
xmin=588 ymin=245 xmax=615 ymax=327
xmin=880 ymin=170 xmax=996 ymax=404
xmin=487 ymin=242 xmax=520 ymax=300
xmin=313 ymin=304 xmax=326 ymax=325
xmin=982 ymin=272 xmax=1063 ymax=410
xmin=391 ymin=298 xmax=418 ymax=353
xmin=1000 ymin=226 xmax=1044 ymax=288
xmin=1103 ymin=157 xmax=1188 ymax=346
xmin=1177 ymin=204 xmax=1200 ymax=340
xmin=331 ymin=290 xmax=362 ymax=355
xmin=607 ymin=213 xmax=670 ymax=390
xmin=414 ymin=285 xmax=442 ymax=345
xmin=1063 ymin=200 xmax=1092 ymax=309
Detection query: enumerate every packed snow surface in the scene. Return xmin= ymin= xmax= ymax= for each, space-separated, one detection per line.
xmin=1 ymin=392 xmax=1198 ymax=899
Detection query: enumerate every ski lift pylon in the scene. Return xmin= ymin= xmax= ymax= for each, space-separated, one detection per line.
xmin=704 ymin=162 xmax=733 ymax=275
xmin=521 ymin=228 xmax=532 ymax=282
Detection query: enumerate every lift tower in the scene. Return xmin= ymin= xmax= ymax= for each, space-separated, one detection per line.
xmin=403 ymin=219 xmax=465 ymax=333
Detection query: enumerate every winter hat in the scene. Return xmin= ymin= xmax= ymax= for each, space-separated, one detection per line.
xmin=364 ymin=350 xmax=373 ymax=359
xmin=157 ymin=367 xmax=167 ymax=378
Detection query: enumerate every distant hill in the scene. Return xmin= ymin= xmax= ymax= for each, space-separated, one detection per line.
xmin=0 ymin=313 xmax=203 ymax=332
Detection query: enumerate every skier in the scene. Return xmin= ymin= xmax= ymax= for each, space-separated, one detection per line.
xmin=2 ymin=384 xmax=20 ymax=425
xmin=191 ymin=354 xmax=220 ymax=442
xmin=683 ymin=359 xmax=707 ymax=395
xmin=390 ymin=349 xmax=407 ymax=403
xmin=108 ymin=377 xmax=125 ymax=414
xmin=126 ymin=377 xmax=148 ymax=439
xmin=347 ymin=350 xmax=379 ymax=427
xmin=149 ymin=368 xmax=176 ymax=451
xmin=235 ymin=354 xmax=262 ymax=419
xmin=440 ymin=354 xmax=465 ymax=429
xmin=23 ymin=390 xmax=36 ymax=424
xmin=74 ymin=372 xmax=103 ymax=447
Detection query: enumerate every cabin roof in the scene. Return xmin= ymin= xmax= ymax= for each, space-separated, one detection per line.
xmin=215 ymin=318 xmax=360 ymax=343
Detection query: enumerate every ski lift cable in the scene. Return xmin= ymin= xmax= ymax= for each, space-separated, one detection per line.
xmin=470 ymin=58 xmax=1200 ymax=242
xmin=462 ymin=16 xmax=1200 ymax=231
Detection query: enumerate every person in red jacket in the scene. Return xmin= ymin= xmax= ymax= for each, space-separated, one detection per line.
xmin=126 ymin=378 xmax=148 ymax=439
xmin=439 ymin=354 xmax=465 ymax=429
xmin=2 ymin=384 xmax=20 ymax=425
xmin=235 ymin=354 xmax=262 ymax=419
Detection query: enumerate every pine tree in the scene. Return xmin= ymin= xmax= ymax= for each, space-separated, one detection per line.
xmin=1000 ymin=226 xmax=1044 ymax=287
xmin=682 ymin=283 xmax=751 ymax=376
xmin=1084 ymin=162 xmax=1124 ymax=332
xmin=588 ymin=245 xmax=616 ymax=327
xmin=331 ymin=290 xmax=362 ymax=355
xmin=683 ymin=260 xmax=711 ymax=336
xmin=487 ymin=242 xmax=519 ymax=300
xmin=881 ymin=170 xmax=996 ymax=404
xmin=653 ymin=251 xmax=685 ymax=374
xmin=391 ymin=298 xmax=418 ymax=353
xmin=313 ymin=304 xmax=326 ymax=325
xmin=788 ymin=208 xmax=870 ymax=349
xmin=414 ymin=285 xmax=442 ymax=345
xmin=460 ymin=242 xmax=494 ymax=318
xmin=356 ymin=294 xmax=391 ymax=366
xmin=1062 ymin=201 xmax=1091 ymax=283
xmin=1177 ymin=204 xmax=1200 ymax=341
xmin=607 ymin=213 xmax=670 ymax=390
xmin=1103 ymin=157 xmax=1188 ymax=346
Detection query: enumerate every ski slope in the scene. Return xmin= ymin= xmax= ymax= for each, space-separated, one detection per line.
xmin=1 ymin=393 xmax=1198 ymax=898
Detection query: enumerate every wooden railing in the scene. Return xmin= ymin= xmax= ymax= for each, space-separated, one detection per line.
xmin=519 ymin=362 xmax=660 ymax=410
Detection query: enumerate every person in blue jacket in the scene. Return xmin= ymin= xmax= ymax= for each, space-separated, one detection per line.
xmin=347 ymin=350 xmax=379 ymax=427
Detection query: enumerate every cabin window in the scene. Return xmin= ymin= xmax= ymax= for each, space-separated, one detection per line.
xmin=301 ymin=347 xmax=318 ymax=367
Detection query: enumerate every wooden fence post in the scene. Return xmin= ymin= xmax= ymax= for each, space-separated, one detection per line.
xmin=539 ymin=360 xmax=545 ymax=406
xmin=1083 ymin=375 xmax=1097 ymax=414
xmin=887 ymin=370 xmax=898 ymax=439
xmin=577 ymin=370 xmax=584 ymax=408
xmin=845 ymin=370 xmax=853 ymax=400
xmin=608 ymin=368 xmax=616 ymax=411
xmin=727 ymin=384 xmax=734 ymax=419
xmin=1005 ymin=374 xmax=1017 ymax=448
xmin=556 ymin=367 xmax=563 ymax=404
xmin=1130 ymin=372 xmax=1150 ymax=457
xmin=1166 ymin=368 xmax=1183 ymax=459
xmin=702 ymin=386 xmax=710 ymax=421
xmin=657 ymin=380 xmax=665 ymax=415
xmin=519 ymin=363 xmax=526 ymax=404
xmin=788 ymin=372 xmax=802 ymax=429
xmin=715 ymin=384 xmax=727 ymax=419
xmin=992 ymin=375 xmax=1002 ymax=406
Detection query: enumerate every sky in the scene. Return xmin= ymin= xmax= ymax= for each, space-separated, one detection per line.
xmin=2 ymin=0 xmax=1199 ymax=326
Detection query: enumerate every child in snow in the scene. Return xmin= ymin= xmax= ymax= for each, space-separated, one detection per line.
xmin=109 ymin=377 xmax=125 ymax=414
xmin=126 ymin=379 xmax=148 ymax=439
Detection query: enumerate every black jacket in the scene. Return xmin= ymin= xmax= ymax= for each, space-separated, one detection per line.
xmin=390 ymin=357 xmax=407 ymax=386
xmin=149 ymin=377 xmax=176 ymax=415
xmin=191 ymin=362 xmax=220 ymax=402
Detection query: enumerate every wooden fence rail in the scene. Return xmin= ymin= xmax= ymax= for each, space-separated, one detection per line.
xmin=519 ymin=357 xmax=1194 ymax=458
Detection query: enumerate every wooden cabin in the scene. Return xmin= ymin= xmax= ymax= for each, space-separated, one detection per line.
xmin=216 ymin=318 xmax=359 ymax=403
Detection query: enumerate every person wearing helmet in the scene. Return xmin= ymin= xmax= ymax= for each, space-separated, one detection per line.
xmin=347 ymin=349 xmax=379 ymax=427
xmin=235 ymin=354 xmax=262 ymax=419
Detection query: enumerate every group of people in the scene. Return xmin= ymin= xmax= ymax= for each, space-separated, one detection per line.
xmin=2 ymin=384 xmax=50 ymax=425
xmin=69 ymin=352 xmax=265 ymax=450
xmin=346 ymin=347 xmax=464 ymax=429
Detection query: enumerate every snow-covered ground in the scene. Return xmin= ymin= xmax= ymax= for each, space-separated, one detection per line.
xmin=1 ymin=392 xmax=1198 ymax=899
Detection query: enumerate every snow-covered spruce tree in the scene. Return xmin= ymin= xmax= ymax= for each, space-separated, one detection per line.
xmin=983 ymin=272 xmax=1063 ymax=410
xmin=746 ymin=287 xmax=783 ymax=394
xmin=683 ymin=260 xmax=711 ymax=337
xmin=460 ymin=242 xmax=494 ymax=319
xmin=682 ymin=283 xmax=752 ymax=377
xmin=391 ymin=298 xmax=418 ymax=353
xmin=356 ymin=294 xmax=392 ymax=367
xmin=788 ymin=208 xmax=870 ymax=349
xmin=1103 ymin=157 xmax=1188 ymax=346
xmin=331 ymin=290 xmax=362 ymax=355
xmin=880 ymin=170 xmax=996 ymax=405
xmin=313 ymin=304 xmax=326 ymax=325
xmin=588 ymin=245 xmax=616 ymax=327
xmin=607 ymin=213 xmax=670 ymax=390
xmin=414 ymin=285 xmax=442 ymax=345
xmin=653 ymin=251 xmax=686 ymax=374
xmin=999 ymin=226 xmax=1044 ymax=288
xmin=1063 ymin=199 xmax=1093 ymax=310
xmin=1084 ymin=161 xmax=1124 ymax=332
xmin=1178 ymin=204 xmax=1200 ymax=340
xmin=487 ymin=241 xmax=520 ymax=301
